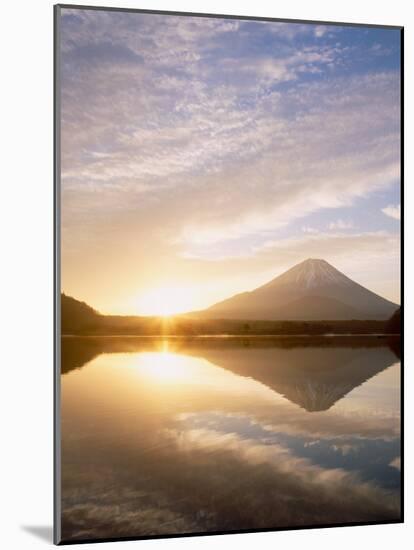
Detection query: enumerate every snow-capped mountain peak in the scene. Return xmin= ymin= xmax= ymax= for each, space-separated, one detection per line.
xmin=203 ymin=258 xmax=398 ymax=321
xmin=277 ymin=258 xmax=352 ymax=289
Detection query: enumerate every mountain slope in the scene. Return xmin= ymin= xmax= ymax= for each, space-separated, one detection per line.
xmin=197 ymin=345 xmax=397 ymax=412
xmin=200 ymin=258 xmax=398 ymax=321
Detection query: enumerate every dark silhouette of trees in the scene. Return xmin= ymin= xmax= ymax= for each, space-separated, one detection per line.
xmin=386 ymin=307 xmax=401 ymax=334
xmin=61 ymin=293 xmax=100 ymax=334
xmin=60 ymin=294 xmax=401 ymax=337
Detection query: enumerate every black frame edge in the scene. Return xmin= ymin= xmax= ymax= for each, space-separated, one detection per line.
xmin=55 ymin=3 xmax=403 ymax=30
xmin=400 ymin=26 xmax=404 ymax=524
xmin=53 ymin=3 xmax=62 ymax=546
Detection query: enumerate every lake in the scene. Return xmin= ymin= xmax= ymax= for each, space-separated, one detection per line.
xmin=59 ymin=336 xmax=401 ymax=542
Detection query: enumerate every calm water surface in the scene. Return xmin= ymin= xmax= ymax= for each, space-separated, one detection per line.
xmin=60 ymin=337 xmax=401 ymax=542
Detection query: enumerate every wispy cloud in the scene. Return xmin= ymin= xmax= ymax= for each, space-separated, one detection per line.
xmin=328 ymin=219 xmax=354 ymax=230
xmin=382 ymin=204 xmax=400 ymax=220
xmin=302 ymin=226 xmax=319 ymax=234
xmin=59 ymin=9 xmax=401 ymax=311
xmin=389 ymin=457 xmax=401 ymax=471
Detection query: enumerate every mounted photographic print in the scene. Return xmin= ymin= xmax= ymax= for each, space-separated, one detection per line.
xmin=54 ymin=4 xmax=403 ymax=545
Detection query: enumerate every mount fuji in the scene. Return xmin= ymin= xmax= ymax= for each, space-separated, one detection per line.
xmin=198 ymin=258 xmax=398 ymax=321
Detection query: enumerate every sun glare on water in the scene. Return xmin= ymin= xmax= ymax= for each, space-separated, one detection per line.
xmin=136 ymin=351 xmax=198 ymax=384
xmin=134 ymin=285 xmax=198 ymax=317
xmin=115 ymin=344 xmax=273 ymax=395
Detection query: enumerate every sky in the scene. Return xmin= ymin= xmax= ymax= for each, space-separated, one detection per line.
xmin=59 ymin=8 xmax=401 ymax=315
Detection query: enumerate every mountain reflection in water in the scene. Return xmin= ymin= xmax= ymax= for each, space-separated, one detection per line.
xmin=60 ymin=336 xmax=401 ymax=542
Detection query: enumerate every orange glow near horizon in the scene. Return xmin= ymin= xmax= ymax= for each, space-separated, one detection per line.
xmin=133 ymin=285 xmax=199 ymax=317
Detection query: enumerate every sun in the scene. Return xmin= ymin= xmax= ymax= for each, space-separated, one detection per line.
xmin=134 ymin=285 xmax=197 ymax=317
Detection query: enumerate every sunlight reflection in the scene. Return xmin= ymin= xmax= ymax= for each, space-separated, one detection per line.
xmin=108 ymin=349 xmax=279 ymax=397
xmin=136 ymin=352 xmax=198 ymax=384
